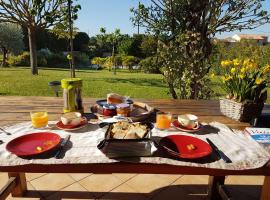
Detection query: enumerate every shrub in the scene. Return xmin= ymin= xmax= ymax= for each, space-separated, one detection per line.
xmin=91 ymin=57 xmax=107 ymax=68
xmin=139 ymin=56 xmax=161 ymax=74
xmin=122 ymin=56 xmax=139 ymax=70
xmin=46 ymin=53 xmax=68 ymax=66
xmin=74 ymin=53 xmax=89 ymax=66
xmin=8 ymin=51 xmax=30 ymax=66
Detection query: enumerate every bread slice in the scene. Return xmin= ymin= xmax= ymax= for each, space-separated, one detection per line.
xmin=112 ymin=130 xmax=126 ymax=139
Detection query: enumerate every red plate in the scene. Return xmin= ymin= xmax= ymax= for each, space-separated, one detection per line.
xmin=6 ymin=132 xmax=61 ymax=157
xmin=159 ymin=135 xmax=212 ymax=159
xmin=172 ymin=120 xmax=203 ymax=133
xmin=56 ymin=117 xmax=88 ymax=131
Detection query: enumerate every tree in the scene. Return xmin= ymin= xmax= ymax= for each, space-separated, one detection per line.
xmin=0 ymin=0 xmax=78 ymax=75
xmin=132 ymin=0 xmax=270 ymax=99
xmin=100 ymin=28 xmax=121 ymax=75
xmin=140 ymin=35 xmax=158 ymax=57
xmin=118 ymin=34 xmax=146 ymax=58
xmin=74 ymin=32 xmax=90 ymax=52
xmin=118 ymin=37 xmax=134 ymax=56
xmin=0 ymin=23 xmax=24 ymax=67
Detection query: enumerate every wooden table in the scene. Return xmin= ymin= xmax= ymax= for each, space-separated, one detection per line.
xmin=0 ymin=96 xmax=269 ymax=200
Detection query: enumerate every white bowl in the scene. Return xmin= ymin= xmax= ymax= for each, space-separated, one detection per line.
xmin=61 ymin=112 xmax=82 ymax=126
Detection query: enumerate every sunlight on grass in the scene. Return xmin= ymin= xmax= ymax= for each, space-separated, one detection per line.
xmin=0 ymin=67 xmax=169 ymax=99
xmin=0 ymin=67 xmax=269 ymax=103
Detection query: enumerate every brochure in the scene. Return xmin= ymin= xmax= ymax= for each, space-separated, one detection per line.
xmin=245 ymin=127 xmax=270 ymax=144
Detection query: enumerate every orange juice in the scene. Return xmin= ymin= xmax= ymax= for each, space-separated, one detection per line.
xmin=156 ymin=113 xmax=172 ymax=130
xmin=30 ymin=111 xmax=48 ymax=128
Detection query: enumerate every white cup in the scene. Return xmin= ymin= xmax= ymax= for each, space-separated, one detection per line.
xmin=61 ymin=112 xmax=82 ymax=126
xmin=178 ymin=114 xmax=199 ymax=129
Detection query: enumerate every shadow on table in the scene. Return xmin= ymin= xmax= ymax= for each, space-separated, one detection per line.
xmin=22 ymin=184 xmax=261 ymax=200
xmin=195 ymin=125 xmax=220 ymax=135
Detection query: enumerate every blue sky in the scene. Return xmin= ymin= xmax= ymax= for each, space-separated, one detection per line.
xmin=76 ymin=0 xmax=270 ymax=39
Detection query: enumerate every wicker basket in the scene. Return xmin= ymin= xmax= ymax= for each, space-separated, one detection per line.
xmin=220 ymin=98 xmax=264 ymax=122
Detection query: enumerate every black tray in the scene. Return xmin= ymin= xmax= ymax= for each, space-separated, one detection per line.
xmin=97 ymin=122 xmax=153 ymax=158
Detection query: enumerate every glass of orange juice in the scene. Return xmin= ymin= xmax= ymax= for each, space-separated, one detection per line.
xmin=156 ymin=112 xmax=172 ymax=130
xmin=30 ymin=111 xmax=48 ymax=128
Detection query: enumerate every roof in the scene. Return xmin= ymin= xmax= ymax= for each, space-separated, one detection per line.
xmin=236 ymin=34 xmax=268 ymax=40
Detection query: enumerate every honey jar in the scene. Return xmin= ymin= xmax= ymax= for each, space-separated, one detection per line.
xmin=116 ymin=103 xmax=131 ymax=117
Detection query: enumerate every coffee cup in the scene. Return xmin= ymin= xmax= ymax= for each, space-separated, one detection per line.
xmin=177 ymin=114 xmax=199 ymax=129
xmin=61 ymin=112 xmax=82 ymax=126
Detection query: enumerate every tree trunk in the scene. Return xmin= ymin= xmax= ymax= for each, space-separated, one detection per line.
xmin=112 ymin=44 xmax=116 ymax=75
xmin=1 ymin=47 xmax=8 ymax=67
xmin=168 ymin=82 xmax=178 ymax=99
xmin=28 ymin=27 xmax=38 ymax=75
xmin=68 ymin=0 xmax=75 ymax=78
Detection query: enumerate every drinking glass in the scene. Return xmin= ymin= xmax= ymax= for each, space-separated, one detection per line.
xmin=156 ymin=112 xmax=172 ymax=130
xmin=30 ymin=111 xmax=48 ymax=128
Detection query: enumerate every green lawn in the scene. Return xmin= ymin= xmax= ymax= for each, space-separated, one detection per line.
xmin=0 ymin=67 xmax=269 ymax=103
xmin=0 ymin=67 xmax=169 ymax=99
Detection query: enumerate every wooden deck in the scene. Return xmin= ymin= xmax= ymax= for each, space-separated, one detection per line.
xmin=0 ymin=96 xmax=269 ymax=200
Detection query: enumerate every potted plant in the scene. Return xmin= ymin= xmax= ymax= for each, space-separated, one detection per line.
xmin=218 ymin=58 xmax=269 ymax=122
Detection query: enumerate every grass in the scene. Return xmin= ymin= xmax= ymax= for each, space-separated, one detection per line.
xmin=0 ymin=66 xmax=269 ymax=103
xmin=0 ymin=67 xmax=169 ymax=99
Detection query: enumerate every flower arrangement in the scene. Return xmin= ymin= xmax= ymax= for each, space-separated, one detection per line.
xmin=219 ymin=58 xmax=269 ymax=103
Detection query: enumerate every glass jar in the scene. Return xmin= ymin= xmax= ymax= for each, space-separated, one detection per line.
xmin=116 ymin=103 xmax=131 ymax=117
xmin=61 ymin=78 xmax=83 ymax=113
xmin=103 ymin=104 xmax=117 ymax=116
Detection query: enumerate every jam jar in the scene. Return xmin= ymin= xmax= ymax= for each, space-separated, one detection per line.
xmin=116 ymin=103 xmax=131 ymax=117
xmin=103 ymin=104 xmax=117 ymax=117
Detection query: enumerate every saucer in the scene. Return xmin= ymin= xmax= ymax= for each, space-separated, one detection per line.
xmin=56 ymin=117 xmax=88 ymax=131
xmin=172 ymin=120 xmax=203 ymax=133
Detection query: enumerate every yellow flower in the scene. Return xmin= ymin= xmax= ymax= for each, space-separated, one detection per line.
xmin=225 ymin=75 xmax=233 ymax=81
xmin=240 ymin=67 xmax=246 ymax=73
xmin=233 ymin=59 xmax=241 ymax=67
xmin=243 ymin=59 xmax=250 ymax=66
xmin=230 ymin=67 xmax=236 ymax=73
xmin=238 ymin=74 xmax=245 ymax=79
xmin=210 ymin=73 xmax=215 ymax=78
xmin=262 ymin=64 xmax=270 ymax=74
xmin=248 ymin=62 xmax=257 ymax=70
xmin=221 ymin=60 xmax=231 ymax=68
xmin=255 ymin=78 xmax=264 ymax=85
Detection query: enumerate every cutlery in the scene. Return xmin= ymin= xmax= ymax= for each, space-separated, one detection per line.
xmin=152 ymin=140 xmax=180 ymax=157
xmin=206 ymin=138 xmax=232 ymax=163
xmin=0 ymin=127 xmax=11 ymax=135
xmin=55 ymin=135 xmax=71 ymax=159
xmin=98 ymin=122 xmax=113 ymax=128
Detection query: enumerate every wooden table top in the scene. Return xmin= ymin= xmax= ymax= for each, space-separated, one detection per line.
xmin=0 ymin=96 xmax=269 ymax=129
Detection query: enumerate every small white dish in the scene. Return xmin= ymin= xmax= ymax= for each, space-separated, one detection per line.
xmin=61 ymin=112 xmax=82 ymax=126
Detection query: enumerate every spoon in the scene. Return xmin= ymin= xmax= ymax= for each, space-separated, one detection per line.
xmin=0 ymin=127 xmax=12 ymax=135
